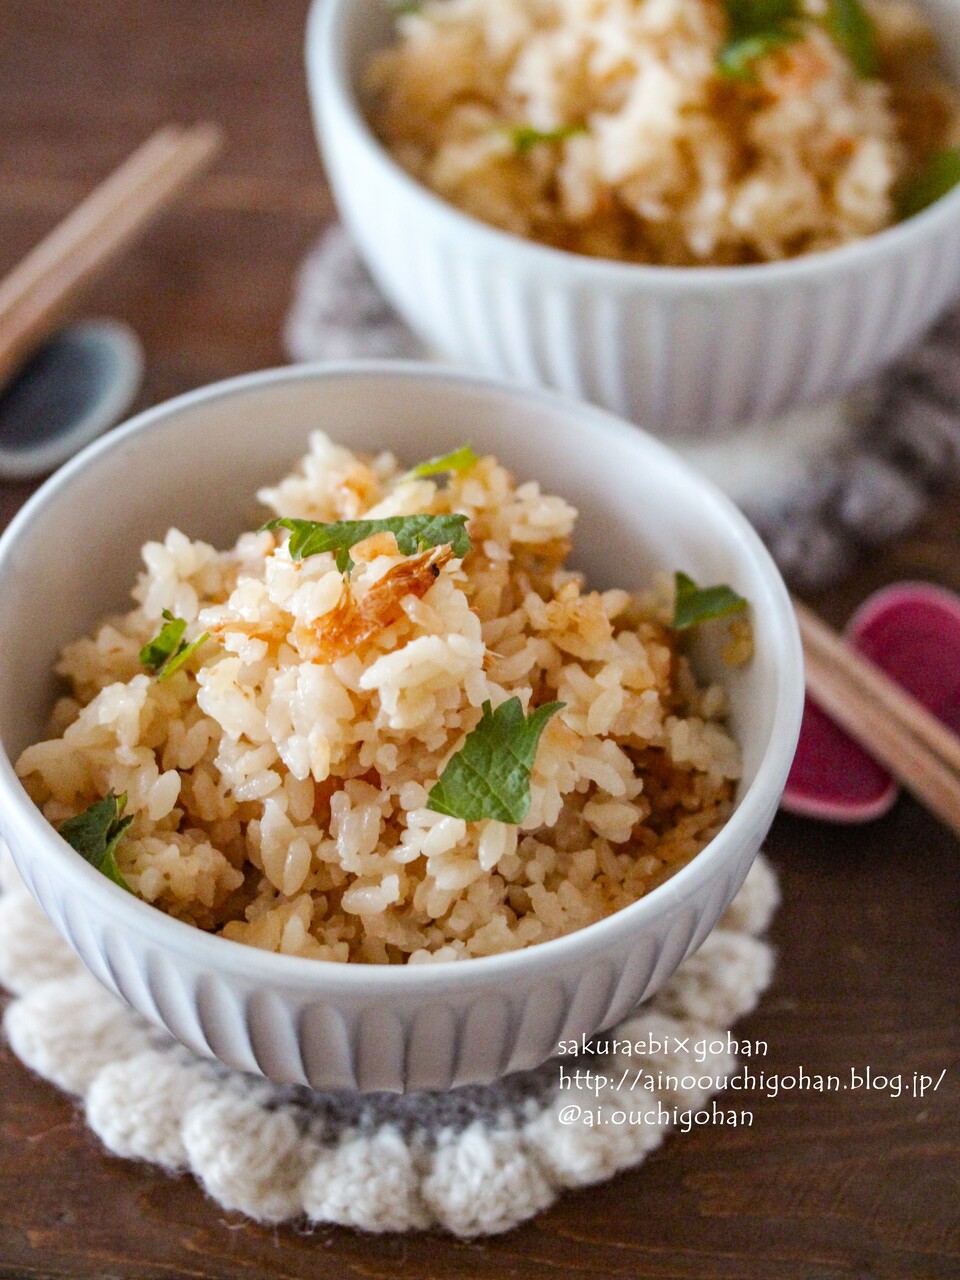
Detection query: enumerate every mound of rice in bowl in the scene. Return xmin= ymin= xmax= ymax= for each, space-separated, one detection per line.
xmin=369 ymin=0 xmax=960 ymax=266
xmin=16 ymin=438 xmax=747 ymax=963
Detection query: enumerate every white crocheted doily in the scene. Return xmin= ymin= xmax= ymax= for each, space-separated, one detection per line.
xmin=286 ymin=225 xmax=960 ymax=594
xmin=0 ymin=847 xmax=778 ymax=1236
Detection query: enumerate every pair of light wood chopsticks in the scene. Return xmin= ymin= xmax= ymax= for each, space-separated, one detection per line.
xmin=795 ymin=599 xmax=960 ymax=839
xmin=0 ymin=123 xmax=222 ymax=391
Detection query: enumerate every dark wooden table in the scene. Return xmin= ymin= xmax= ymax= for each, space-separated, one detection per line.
xmin=1 ymin=3 xmax=958 ymax=1277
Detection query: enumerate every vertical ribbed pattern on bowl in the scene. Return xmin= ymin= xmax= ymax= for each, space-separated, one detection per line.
xmin=43 ymin=867 xmax=119 ymax=998
xmin=101 ymin=927 xmax=163 ymax=1025
xmin=406 ymin=1002 xmax=458 ymax=1090
xmin=639 ymin=905 xmax=702 ymax=1004
xmin=197 ymin=972 xmax=260 ymax=1075
xmin=450 ymin=992 xmax=514 ymax=1086
xmin=143 ymin=951 xmax=211 ymax=1060
xmin=492 ymin=271 xmax=545 ymax=390
xmin=299 ymin=1002 xmax=358 ymax=1091
xmin=356 ymin=1004 xmax=407 ymax=1092
xmin=504 ymin=977 xmax=569 ymax=1075
xmin=601 ymin=935 xmax=661 ymax=1030
xmin=554 ymin=959 xmax=618 ymax=1049
xmin=247 ymin=989 xmax=311 ymax=1085
xmin=581 ymin=287 xmax=630 ymax=416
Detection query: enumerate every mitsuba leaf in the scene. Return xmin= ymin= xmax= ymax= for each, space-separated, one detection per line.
xmin=509 ymin=123 xmax=587 ymax=154
xmin=725 ymin=0 xmax=801 ymax=26
xmin=672 ymin=571 xmax=748 ymax=630
xmin=58 ymin=790 xmax=133 ymax=890
xmin=261 ymin=514 xmax=471 ymax=574
xmin=717 ymin=0 xmax=802 ymax=80
xmin=824 ymin=0 xmax=878 ymax=78
xmin=408 ymin=445 xmax=480 ymax=479
xmin=157 ymin=632 xmax=211 ymax=682
xmin=141 ymin=611 xmax=210 ymax=681
xmin=717 ymin=30 xmax=798 ymax=78
xmin=139 ymin=610 xmax=187 ymax=673
xmin=897 ymin=149 xmax=960 ymax=221
xmin=426 ymin=697 xmax=566 ymax=823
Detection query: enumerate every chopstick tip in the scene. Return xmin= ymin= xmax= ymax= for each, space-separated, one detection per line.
xmin=185 ymin=121 xmax=225 ymax=158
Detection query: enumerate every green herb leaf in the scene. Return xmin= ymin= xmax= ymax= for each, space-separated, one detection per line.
xmin=141 ymin=611 xmax=210 ymax=681
xmin=672 ymin=572 xmax=748 ymax=630
xmin=408 ymin=445 xmax=480 ymax=479
xmin=261 ymin=514 xmax=471 ymax=574
xmin=139 ymin=610 xmax=187 ymax=673
xmin=727 ymin=0 xmax=800 ymax=22
xmin=717 ymin=0 xmax=802 ymax=80
xmin=157 ymin=632 xmax=211 ymax=682
xmin=426 ymin=697 xmax=565 ymax=823
xmin=724 ymin=0 xmax=802 ymax=34
xmin=393 ymin=0 xmax=422 ymax=13
xmin=509 ymin=123 xmax=587 ymax=155
xmin=718 ymin=30 xmax=799 ymax=79
xmin=824 ymin=0 xmax=877 ymax=77
xmin=896 ymin=148 xmax=960 ymax=221
xmin=58 ymin=790 xmax=133 ymax=890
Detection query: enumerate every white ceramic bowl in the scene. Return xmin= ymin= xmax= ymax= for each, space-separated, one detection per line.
xmin=307 ymin=0 xmax=960 ymax=439
xmin=0 ymin=363 xmax=803 ymax=1092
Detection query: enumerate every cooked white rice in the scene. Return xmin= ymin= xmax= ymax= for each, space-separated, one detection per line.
xmin=369 ymin=0 xmax=960 ymax=265
xmin=17 ymin=437 xmax=744 ymax=963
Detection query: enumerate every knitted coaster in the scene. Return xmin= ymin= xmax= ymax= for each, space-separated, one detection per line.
xmin=0 ymin=846 xmax=778 ymax=1236
xmin=285 ymin=225 xmax=960 ymax=594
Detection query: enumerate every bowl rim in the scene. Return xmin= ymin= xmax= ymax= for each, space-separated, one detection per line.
xmin=307 ymin=0 xmax=960 ymax=291
xmin=0 ymin=360 xmax=804 ymax=991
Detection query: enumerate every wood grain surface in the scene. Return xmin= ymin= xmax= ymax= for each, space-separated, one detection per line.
xmin=0 ymin=3 xmax=957 ymax=1277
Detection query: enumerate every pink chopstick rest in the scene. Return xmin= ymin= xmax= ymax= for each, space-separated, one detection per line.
xmin=782 ymin=582 xmax=960 ymax=823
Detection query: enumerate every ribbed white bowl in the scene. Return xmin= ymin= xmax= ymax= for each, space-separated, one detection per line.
xmin=0 ymin=364 xmax=803 ymax=1092
xmin=307 ymin=0 xmax=960 ymax=439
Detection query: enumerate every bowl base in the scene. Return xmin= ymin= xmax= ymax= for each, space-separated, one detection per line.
xmin=677 ymin=397 xmax=856 ymax=512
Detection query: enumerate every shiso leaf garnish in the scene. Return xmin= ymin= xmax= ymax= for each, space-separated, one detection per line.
xmin=140 ymin=610 xmax=211 ymax=682
xmin=717 ymin=0 xmax=802 ymax=81
xmin=672 ymin=571 xmax=748 ymax=631
xmin=896 ymin=148 xmax=960 ymax=221
xmin=407 ymin=445 xmax=480 ymax=479
xmin=823 ymin=0 xmax=878 ymax=78
xmin=426 ymin=697 xmax=566 ymax=823
xmin=509 ymin=123 xmax=587 ymax=154
xmin=58 ymin=790 xmax=133 ymax=891
xmin=261 ymin=514 xmax=471 ymax=575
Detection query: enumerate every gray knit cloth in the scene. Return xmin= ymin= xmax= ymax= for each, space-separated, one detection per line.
xmin=285 ymin=225 xmax=960 ymax=592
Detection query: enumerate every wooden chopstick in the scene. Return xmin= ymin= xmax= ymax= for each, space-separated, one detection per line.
xmin=795 ymin=599 xmax=960 ymax=839
xmin=0 ymin=123 xmax=222 ymax=389
xmin=796 ymin=601 xmax=960 ymax=776
xmin=0 ymin=127 xmax=185 ymax=318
